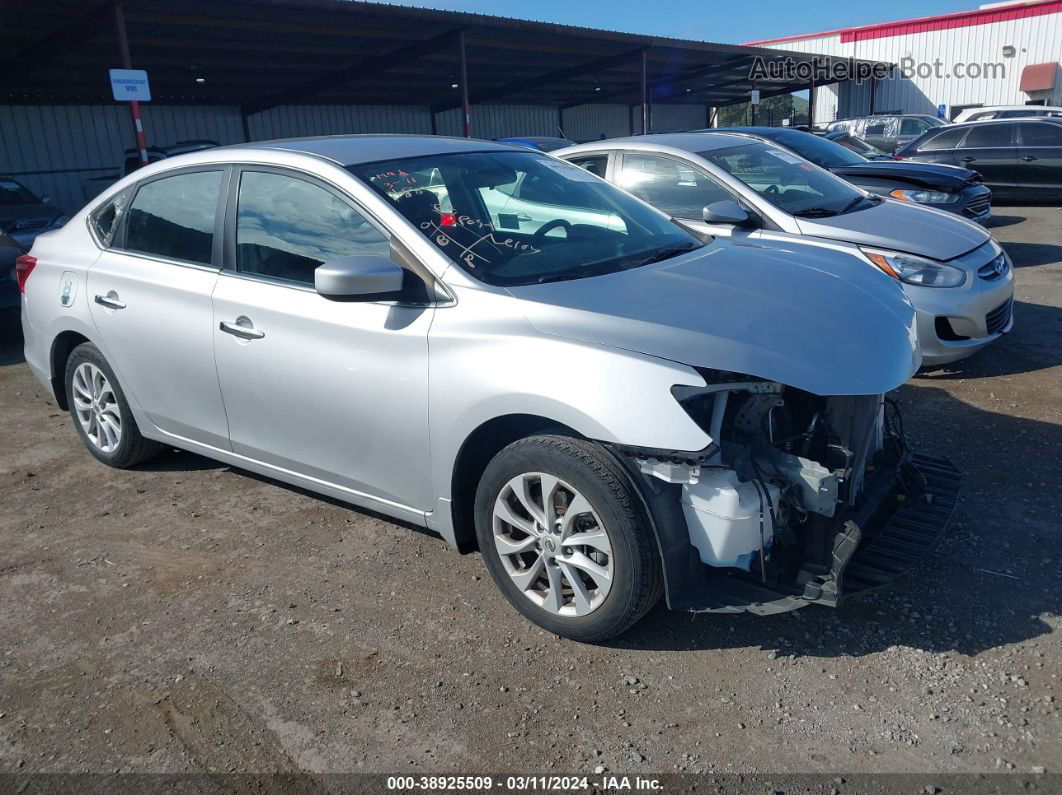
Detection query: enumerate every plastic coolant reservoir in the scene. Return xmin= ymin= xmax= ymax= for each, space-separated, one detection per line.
xmin=680 ymin=468 xmax=779 ymax=569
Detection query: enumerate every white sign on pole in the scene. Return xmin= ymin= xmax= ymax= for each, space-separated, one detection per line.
xmin=109 ymin=69 xmax=151 ymax=102
xmin=750 ymin=89 xmax=761 ymax=105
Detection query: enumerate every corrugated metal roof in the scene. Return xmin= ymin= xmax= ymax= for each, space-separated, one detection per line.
xmin=0 ymin=0 xmax=882 ymax=108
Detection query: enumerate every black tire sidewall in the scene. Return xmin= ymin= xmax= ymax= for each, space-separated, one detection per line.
xmin=474 ymin=435 xmax=659 ymax=642
xmin=64 ymin=343 xmax=143 ymax=467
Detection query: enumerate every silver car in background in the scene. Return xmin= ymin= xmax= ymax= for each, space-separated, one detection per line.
xmin=557 ymin=133 xmax=1014 ymax=366
xmin=20 ymin=136 xmax=957 ymax=641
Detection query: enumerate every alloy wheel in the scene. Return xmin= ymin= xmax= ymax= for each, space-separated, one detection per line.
xmin=72 ymin=362 xmax=122 ymax=453
xmin=491 ymin=472 xmax=613 ymax=616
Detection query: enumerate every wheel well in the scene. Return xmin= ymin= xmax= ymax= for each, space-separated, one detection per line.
xmin=49 ymin=331 xmax=90 ymax=410
xmin=450 ymin=414 xmax=579 ymax=553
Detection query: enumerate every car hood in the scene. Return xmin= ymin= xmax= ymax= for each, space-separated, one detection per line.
xmin=830 ymin=160 xmax=978 ymax=189
xmin=795 ymin=199 xmax=989 ymax=260
xmin=508 ymin=239 xmax=919 ymax=396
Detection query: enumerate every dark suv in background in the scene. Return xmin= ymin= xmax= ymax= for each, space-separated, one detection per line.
xmin=896 ymin=117 xmax=1062 ymax=201
xmin=827 ymin=114 xmax=948 ymax=153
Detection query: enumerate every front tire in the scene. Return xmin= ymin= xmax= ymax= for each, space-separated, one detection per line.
xmin=474 ymin=434 xmax=662 ymax=642
xmin=64 ymin=342 xmax=164 ymax=468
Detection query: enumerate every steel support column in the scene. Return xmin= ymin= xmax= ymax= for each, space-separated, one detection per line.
xmin=113 ymin=2 xmax=148 ymax=165
xmin=459 ymin=31 xmax=471 ymax=138
xmin=640 ymin=50 xmax=649 ymax=134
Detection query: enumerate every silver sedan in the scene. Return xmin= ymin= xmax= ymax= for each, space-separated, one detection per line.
xmin=19 ymin=136 xmax=955 ymax=641
xmin=557 ymin=133 xmax=1014 ymax=366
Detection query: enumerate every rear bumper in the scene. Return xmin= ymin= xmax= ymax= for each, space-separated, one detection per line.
xmin=663 ymin=453 xmax=961 ymax=615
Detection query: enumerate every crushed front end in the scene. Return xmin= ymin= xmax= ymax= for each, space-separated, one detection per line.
xmin=622 ymin=372 xmax=961 ymax=615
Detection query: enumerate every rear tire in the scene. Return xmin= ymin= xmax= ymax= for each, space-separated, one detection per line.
xmin=64 ymin=342 xmax=164 ymax=468
xmin=474 ymin=434 xmax=662 ymax=642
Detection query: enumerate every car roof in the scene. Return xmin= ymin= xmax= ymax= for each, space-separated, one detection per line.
xmin=233 ymin=134 xmax=519 ymax=166
xmin=943 ymin=116 xmax=1062 ymax=129
xmin=566 ymin=132 xmax=759 ymax=153
xmin=961 ymin=104 xmax=1062 ymax=113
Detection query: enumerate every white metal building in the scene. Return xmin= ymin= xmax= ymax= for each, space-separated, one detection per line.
xmin=747 ymin=0 xmax=1062 ymax=124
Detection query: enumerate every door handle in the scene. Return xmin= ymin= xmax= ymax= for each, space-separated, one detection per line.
xmin=1021 ymin=155 xmax=1038 ymax=162
xmin=960 ymin=156 xmax=976 ymax=163
xmin=219 ymin=319 xmax=265 ymax=340
xmin=514 ymin=213 xmax=533 ymax=223
xmin=94 ymin=292 xmax=126 ymax=310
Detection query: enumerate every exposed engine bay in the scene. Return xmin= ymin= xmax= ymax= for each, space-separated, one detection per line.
xmin=623 ymin=371 xmax=961 ymax=614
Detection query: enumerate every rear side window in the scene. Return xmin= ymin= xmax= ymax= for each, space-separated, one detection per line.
xmin=1019 ymin=123 xmax=1062 ymax=146
xmin=920 ymin=127 xmax=968 ymax=151
xmin=90 ymin=187 xmax=132 ymax=247
xmin=961 ymin=124 xmax=1015 ymax=148
xmin=235 ymin=171 xmax=390 ymax=286
xmin=125 ymin=170 xmax=223 ymax=265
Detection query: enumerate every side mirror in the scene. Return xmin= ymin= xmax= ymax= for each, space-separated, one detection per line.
xmin=702 ymin=200 xmax=752 ymax=226
xmin=314 ymin=254 xmax=405 ymax=302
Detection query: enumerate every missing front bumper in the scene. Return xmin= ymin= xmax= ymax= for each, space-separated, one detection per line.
xmin=661 ymin=453 xmax=961 ymax=616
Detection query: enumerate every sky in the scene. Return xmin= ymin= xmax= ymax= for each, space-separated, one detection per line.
xmin=376 ymin=0 xmax=984 ymax=44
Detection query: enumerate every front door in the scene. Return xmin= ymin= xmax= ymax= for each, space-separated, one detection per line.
xmin=211 ymin=168 xmax=434 ymax=510
xmin=87 ymin=167 xmax=231 ymax=448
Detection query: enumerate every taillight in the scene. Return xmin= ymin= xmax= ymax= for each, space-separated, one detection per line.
xmin=15 ymin=254 xmax=37 ymax=294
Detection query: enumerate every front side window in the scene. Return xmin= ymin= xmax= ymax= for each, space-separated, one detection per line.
xmin=618 ymin=153 xmax=733 ymax=219
xmin=566 ymin=154 xmax=608 ymax=178
xmin=236 ymin=171 xmax=390 ymax=286
xmin=701 ymin=142 xmax=868 ymax=217
xmin=919 ymin=127 xmax=967 ymax=151
xmin=351 ymin=150 xmax=699 ymax=287
xmin=900 ymin=118 xmax=930 ymax=136
xmin=961 ymin=124 xmax=1014 ymax=148
xmin=1019 ymin=123 xmax=1062 ymax=146
xmin=125 ymin=170 xmax=223 ymax=265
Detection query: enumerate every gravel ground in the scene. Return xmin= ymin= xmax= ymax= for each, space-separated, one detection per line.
xmin=0 ymin=207 xmax=1059 ymax=778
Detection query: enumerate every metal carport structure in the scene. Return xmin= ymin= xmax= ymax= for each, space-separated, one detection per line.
xmin=0 ymin=0 xmax=888 ymax=211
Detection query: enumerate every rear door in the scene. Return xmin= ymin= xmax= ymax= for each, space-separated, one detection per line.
xmin=954 ymin=122 xmax=1019 ymax=195
xmin=1016 ymin=122 xmax=1062 ymax=199
xmin=87 ymin=166 xmax=231 ymax=448
xmin=903 ymin=125 xmax=969 ymax=165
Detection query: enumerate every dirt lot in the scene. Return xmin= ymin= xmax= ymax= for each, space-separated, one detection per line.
xmin=0 ymin=207 xmax=1059 ymax=780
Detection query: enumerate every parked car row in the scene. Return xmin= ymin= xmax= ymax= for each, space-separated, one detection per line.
xmin=18 ymin=129 xmax=1002 ymax=640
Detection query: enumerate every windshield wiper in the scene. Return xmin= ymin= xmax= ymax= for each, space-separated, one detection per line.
xmin=635 ymin=243 xmax=700 ymax=266
xmin=791 ymin=207 xmax=838 ymax=218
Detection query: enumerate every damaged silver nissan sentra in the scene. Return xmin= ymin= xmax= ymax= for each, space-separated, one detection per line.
xmin=19 ymin=135 xmax=960 ymax=641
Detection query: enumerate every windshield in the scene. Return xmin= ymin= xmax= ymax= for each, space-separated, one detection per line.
xmin=0 ymin=179 xmax=40 ymax=206
xmin=350 ymin=151 xmax=699 ymax=286
xmin=770 ymin=132 xmax=866 ymax=168
xmin=699 ymin=142 xmax=874 ymax=217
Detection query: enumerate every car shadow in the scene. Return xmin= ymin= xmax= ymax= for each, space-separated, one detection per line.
xmin=0 ymin=317 xmax=25 ymax=366
xmin=608 ymin=384 xmax=1059 ymax=658
xmin=919 ymin=300 xmax=1062 ymax=379
xmin=983 ymin=213 xmax=1025 ymax=229
xmin=1000 ymin=240 xmax=1062 ymax=267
